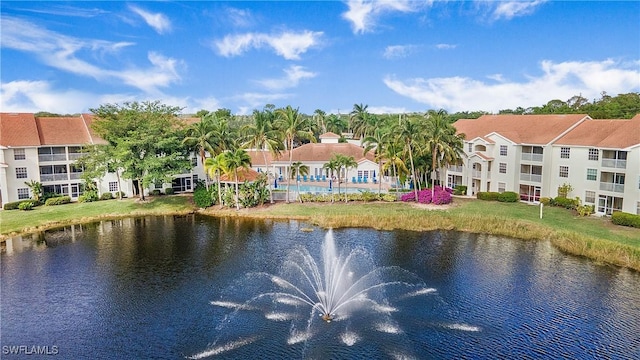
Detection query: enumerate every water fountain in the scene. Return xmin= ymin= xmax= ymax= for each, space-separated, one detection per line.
xmin=191 ymin=229 xmax=434 ymax=359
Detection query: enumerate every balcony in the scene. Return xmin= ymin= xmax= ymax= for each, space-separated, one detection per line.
xmin=68 ymin=153 xmax=87 ymax=160
xmin=601 ymin=159 xmax=626 ymax=169
xmin=600 ymin=182 xmax=625 ymax=193
xmin=41 ymin=173 xmax=69 ymax=182
xmin=521 ymin=153 xmax=543 ymax=162
xmin=38 ymin=154 xmax=67 ymax=162
xmin=70 ymin=172 xmax=83 ymax=180
xmin=520 ymin=173 xmax=542 ymax=183
xmin=448 ymin=165 xmax=463 ymax=173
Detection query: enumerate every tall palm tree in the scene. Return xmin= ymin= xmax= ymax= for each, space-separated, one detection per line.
xmin=395 ymin=115 xmax=425 ymax=201
xmin=424 ymin=109 xmax=465 ymax=197
xmin=349 ymin=103 xmax=369 ymax=138
xmin=220 ymin=148 xmax=252 ymax=210
xmin=325 ymin=114 xmax=348 ymax=135
xmin=314 ymin=109 xmax=327 ymax=134
xmin=290 ymin=161 xmax=309 ymax=203
xmin=362 ymin=127 xmax=390 ymax=194
xmin=274 ymin=105 xmax=315 ymax=203
xmin=241 ymin=107 xmax=283 ymax=203
xmin=337 ymin=154 xmax=358 ymax=203
xmin=381 ymin=139 xmax=409 ymax=189
xmin=182 ymin=115 xmax=215 ymax=166
xmin=204 ymin=154 xmax=225 ymax=207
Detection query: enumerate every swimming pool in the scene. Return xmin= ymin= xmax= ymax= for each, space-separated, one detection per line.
xmin=274 ymin=184 xmax=373 ymax=194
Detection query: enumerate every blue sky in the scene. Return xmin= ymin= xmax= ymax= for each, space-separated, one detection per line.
xmin=1 ymin=1 xmax=639 ymax=115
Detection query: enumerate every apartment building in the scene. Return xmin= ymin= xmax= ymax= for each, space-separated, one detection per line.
xmin=448 ymin=114 xmax=640 ymax=215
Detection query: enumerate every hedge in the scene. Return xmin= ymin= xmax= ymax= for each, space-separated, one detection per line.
xmin=497 ymin=191 xmax=519 ymax=202
xmin=453 ymin=185 xmax=467 ymax=195
xmin=150 ymin=189 xmax=162 ymax=196
xmin=100 ymin=192 xmax=114 ymax=200
xmin=164 ymin=187 xmax=175 ymax=195
xmin=45 ymin=196 xmax=71 ymax=206
xmin=18 ymin=201 xmax=36 ymax=211
xmin=4 ymin=200 xmax=34 ymax=210
xmin=476 ymin=192 xmax=500 ymax=201
xmin=611 ymin=212 xmax=640 ymax=228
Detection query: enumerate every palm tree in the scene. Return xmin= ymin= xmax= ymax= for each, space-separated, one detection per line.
xmin=24 ymin=180 xmax=43 ymax=203
xmin=274 ymin=105 xmax=315 ymax=203
xmin=323 ymin=157 xmax=341 ymax=202
xmin=395 ymin=115 xmax=425 ymax=201
xmin=241 ymin=107 xmax=283 ymax=203
xmin=204 ymin=154 xmax=225 ymax=207
xmin=220 ymin=148 xmax=252 ymax=210
xmin=314 ymin=109 xmax=327 ymax=134
xmin=182 ymin=115 xmax=215 ymax=169
xmin=290 ymin=161 xmax=309 ymax=202
xmin=424 ymin=109 xmax=465 ymax=197
xmin=362 ymin=127 xmax=390 ymax=194
xmin=349 ymin=103 xmax=369 ymax=138
xmin=336 ymin=154 xmax=358 ymax=203
xmin=325 ymin=114 xmax=348 ymax=135
xmin=381 ymin=139 xmax=409 ymax=188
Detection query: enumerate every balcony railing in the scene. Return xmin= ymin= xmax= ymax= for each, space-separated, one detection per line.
xmin=448 ymin=165 xmax=463 ymax=173
xmin=69 ymin=172 xmax=83 ymax=180
xmin=601 ymin=159 xmax=627 ymax=169
xmin=519 ymin=173 xmax=542 ymax=183
xmin=40 ymin=173 xmax=69 ymax=182
xmin=521 ymin=153 xmax=543 ymax=162
xmin=472 ymin=170 xmax=481 ymax=179
xmin=38 ymin=154 xmax=67 ymax=162
xmin=68 ymin=153 xmax=86 ymax=160
xmin=599 ymin=182 xmax=625 ymax=193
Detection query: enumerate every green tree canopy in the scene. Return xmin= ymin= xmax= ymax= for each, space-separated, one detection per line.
xmin=90 ymin=101 xmax=191 ymax=201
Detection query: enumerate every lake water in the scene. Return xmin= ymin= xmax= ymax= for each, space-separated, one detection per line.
xmin=1 ymin=215 xmax=639 ymax=359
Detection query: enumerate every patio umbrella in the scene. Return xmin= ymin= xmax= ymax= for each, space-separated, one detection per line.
xmin=274 ymin=177 xmax=278 ymax=189
xmin=329 ymin=179 xmax=332 ymax=191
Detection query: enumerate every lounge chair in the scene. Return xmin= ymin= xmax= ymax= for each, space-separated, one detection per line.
xmin=303 ymin=175 xmax=308 ymax=182
xmin=373 ymin=178 xmax=377 ymax=184
xmin=322 ymin=175 xmax=326 ymax=181
xmin=310 ymin=176 xmax=314 ymax=182
xmin=357 ymin=177 xmax=362 ymax=184
xmin=363 ymin=177 xmax=368 ymax=183
xmin=352 ymin=177 xmax=357 ymax=183
xmin=297 ymin=175 xmax=301 ymax=182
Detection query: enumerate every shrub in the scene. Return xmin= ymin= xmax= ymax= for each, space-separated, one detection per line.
xmin=116 ymin=191 xmax=127 ymax=199
xmin=552 ymin=196 xmax=579 ymax=210
xmin=78 ymin=191 xmax=98 ymax=203
xmin=4 ymin=200 xmax=34 ymax=210
xmin=45 ymin=196 xmax=71 ymax=206
xmin=401 ymin=186 xmax=452 ymax=205
xmin=540 ymin=197 xmax=552 ymax=206
xmin=453 ymin=185 xmax=467 ymax=195
xmin=18 ymin=201 xmax=35 ymax=211
xmin=359 ymin=191 xmax=379 ymax=202
xmin=164 ymin=187 xmax=174 ymax=195
xmin=477 ymin=192 xmax=500 ymax=201
xmin=497 ymin=191 xmax=519 ymax=202
xmin=381 ymin=194 xmax=396 ymax=202
xmin=193 ymin=186 xmax=213 ymax=208
xmin=576 ymin=204 xmax=595 ymax=217
xmin=150 ymin=189 xmax=162 ymax=196
xmin=100 ymin=192 xmax=114 ymax=200
xmin=611 ymin=212 xmax=640 ymax=228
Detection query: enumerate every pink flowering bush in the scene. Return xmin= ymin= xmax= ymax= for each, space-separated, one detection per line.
xmin=400 ymin=186 xmax=452 ymax=205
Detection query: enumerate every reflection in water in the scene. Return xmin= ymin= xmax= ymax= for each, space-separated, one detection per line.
xmin=1 ymin=215 xmax=639 ymax=359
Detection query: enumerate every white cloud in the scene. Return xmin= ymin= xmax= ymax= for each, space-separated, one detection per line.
xmin=256 ymin=65 xmax=316 ymax=90
xmin=383 ymin=59 xmax=640 ymax=112
xmin=435 ymin=43 xmax=457 ymax=50
xmin=342 ymin=0 xmax=431 ymax=34
xmin=232 ymin=92 xmax=291 ymax=111
xmin=226 ymin=7 xmax=254 ymax=28
xmin=367 ymin=106 xmax=411 ymax=114
xmin=214 ymin=30 xmax=323 ymax=60
xmin=1 ymin=80 xmax=117 ymax=113
xmin=492 ymin=1 xmax=547 ymax=21
xmin=383 ymin=45 xmax=419 ymax=59
xmin=129 ymin=5 xmax=172 ymax=34
xmin=1 ymin=16 xmax=182 ymax=94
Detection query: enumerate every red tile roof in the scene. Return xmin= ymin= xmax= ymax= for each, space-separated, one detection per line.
xmin=36 ymin=117 xmax=93 ymax=145
xmin=319 ymin=132 xmax=340 ymax=139
xmin=277 ymin=143 xmax=376 ymax=163
xmin=0 ymin=113 xmax=41 ymax=146
xmin=219 ymin=167 xmax=262 ymax=183
xmin=454 ymin=114 xmax=589 ymax=145
xmin=555 ymin=116 xmax=640 ymax=149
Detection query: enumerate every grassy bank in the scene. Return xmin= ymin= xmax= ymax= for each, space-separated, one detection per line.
xmin=2 ymin=196 xmax=639 ymax=271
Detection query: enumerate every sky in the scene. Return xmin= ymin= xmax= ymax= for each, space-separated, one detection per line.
xmin=1 ymin=1 xmax=639 ymax=116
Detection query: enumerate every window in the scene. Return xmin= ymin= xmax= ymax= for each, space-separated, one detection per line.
xmin=499 ymin=163 xmax=507 ymax=174
xmin=585 ymin=191 xmax=596 ymax=204
xmin=14 ymin=149 xmax=26 ymax=160
xmin=468 ymin=143 xmax=473 ymax=152
xmin=559 ymin=166 xmax=569 ymax=178
xmin=191 ymin=157 xmax=198 ymax=167
xmin=17 ymin=188 xmax=29 ymax=200
xmin=560 ymin=147 xmax=570 ymax=159
xmin=15 ymin=167 xmax=27 ymax=179
xmin=500 ymin=145 xmax=507 ymax=156
xmin=586 ymin=169 xmax=597 ymax=181
xmin=498 ymin=182 xmax=506 ymax=193
xmin=588 ymin=148 xmax=599 ymax=161
xmin=109 ymin=182 xmax=118 ymax=192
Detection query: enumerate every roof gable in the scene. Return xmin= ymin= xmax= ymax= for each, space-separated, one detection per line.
xmin=0 ymin=113 xmax=41 ymax=146
xmin=555 ymin=116 xmax=640 ymax=149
